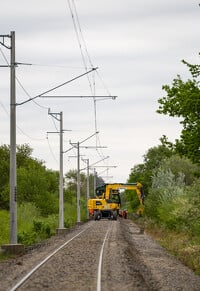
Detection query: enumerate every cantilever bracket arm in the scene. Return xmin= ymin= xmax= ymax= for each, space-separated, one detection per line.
xmin=0 ymin=34 xmax=11 ymax=49
xmin=16 ymin=67 xmax=98 ymax=106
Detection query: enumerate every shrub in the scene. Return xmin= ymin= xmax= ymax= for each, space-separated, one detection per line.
xmin=0 ymin=210 xmax=9 ymax=244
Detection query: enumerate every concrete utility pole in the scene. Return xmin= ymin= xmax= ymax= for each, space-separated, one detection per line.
xmin=77 ymin=142 xmax=81 ymax=223
xmin=81 ymin=156 xmax=110 ymax=198
xmin=86 ymin=159 xmax=90 ymax=220
xmin=69 ymin=132 xmax=99 ymax=223
xmin=48 ymin=111 xmax=65 ymax=231
xmin=81 ymin=158 xmax=90 ymax=220
xmin=93 ymin=168 xmax=97 ymax=197
xmin=0 ymin=31 xmax=25 ymax=254
xmin=59 ymin=112 xmax=64 ymax=229
xmin=10 ymin=31 xmax=17 ymax=244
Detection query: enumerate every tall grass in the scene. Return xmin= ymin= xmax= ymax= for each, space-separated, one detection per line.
xmin=0 ymin=210 xmax=9 ymax=245
xmin=142 ymin=170 xmax=200 ymax=275
xmin=0 ymin=197 xmax=87 ymax=248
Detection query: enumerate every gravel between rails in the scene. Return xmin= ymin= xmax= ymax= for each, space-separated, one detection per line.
xmin=0 ymin=219 xmax=200 ymax=291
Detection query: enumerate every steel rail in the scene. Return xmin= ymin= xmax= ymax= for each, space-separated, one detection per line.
xmin=10 ymin=221 xmax=112 ymax=291
xmin=10 ymin=225 xmax=92 ymax=291
xmin=97 ymin=221 xmax=112 ymax=291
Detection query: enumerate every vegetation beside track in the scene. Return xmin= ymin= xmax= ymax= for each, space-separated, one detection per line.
xmin=137 ymin=219 xmax=200 ymax=276
xmin=125 ymin=152 xmax=200 ymax=275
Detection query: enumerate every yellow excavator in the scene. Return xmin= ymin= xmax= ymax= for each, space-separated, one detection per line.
xmin=88 ymin=182 xmax=144 ymax=220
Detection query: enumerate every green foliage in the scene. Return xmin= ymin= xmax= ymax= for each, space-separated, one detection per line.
xmin=0 ymin=203 xmax=60 ymax=246
xmin=0 ymin=210 xmax=9 ymax=244
xmin=157 ymin=59 xmax=200 ymax=164
xmin=124 ymin=190 xmax=140 ymax=213
xmin=144 ymin=155 xmax=200 ymax=237
xmin=64 ymin=200 xmax=77 ymax=227
xmin=0 ymin=144 xmax=60 ymax=216
xmin=17 ymin=203 xmax=58 ymax=245
xmin=0 ymin=144 xmax=91 ymax=247
xmin=16 ymin=144 xmax=34 ymax=167
xmin=128 ymin=57 xmax=200 ymax=274
xmin=157 ymin=155 xmax=199 ymax=185
xmin=128 ymin=164 xmax=146 ymax=187
xmin=17 ymin=159 xmax=59 ymax=216
xmin=0 ymin=145 xmax=10 ymax=209
xmin=128 ymin=142 xmax=173 ymax=194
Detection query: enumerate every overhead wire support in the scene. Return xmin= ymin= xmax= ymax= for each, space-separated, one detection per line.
xmin=16 ymin=67 xmax=98 ymax=106
xmin=0 ymin=34 xmax=11 ymax=49
xmin=66 ymin=132 xmax=100 ymax=223
xmin=82 ymin=146 xmax=107 ymax=149
xmin=92 ymin=166 xmax=117 ymax=168
xmin=41 ymin=95 xmax=117 ymax=100
xmin=64 ymin=131 xmax=98 ymax=153
xmin=80 ymin=156 xmax=109 ymax=171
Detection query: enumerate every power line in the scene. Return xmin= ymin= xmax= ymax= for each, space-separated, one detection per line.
xmin=46 ymin=134 xmax=59 ymax=165
xmin=67 ymin=0 xmax=98 ymax=136
xmin=71 ymin=0 xmax=94 ymax=69
xmin=67 ymin=1 xmax=108 ymax=165
xmin=0 ymin=46 xmax=9 ymax=65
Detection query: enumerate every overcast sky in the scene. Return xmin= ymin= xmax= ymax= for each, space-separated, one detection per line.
xmin=0 ymin=0 xmax=199 ymax=183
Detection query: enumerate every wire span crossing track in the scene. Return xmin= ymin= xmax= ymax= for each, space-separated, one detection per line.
xmin=10 ymin=221 xmax=114 ymax=291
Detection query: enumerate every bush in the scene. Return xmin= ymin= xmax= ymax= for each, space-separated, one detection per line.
xmin=17 ymin=203 xmax=58 ymax=245
xmin=0 ymin=210 xmax=9 ymax=244
xmin=18 ymin=231 xmax=37 ymax=246
xmin=33 ymin=217 xmax=55 ymax=238
xmin=18 ymin=214 xmax=58 ymax=246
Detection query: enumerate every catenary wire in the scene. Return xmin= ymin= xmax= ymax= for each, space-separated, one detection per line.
xmin=67 ymin=0 xmax=112 ymax=173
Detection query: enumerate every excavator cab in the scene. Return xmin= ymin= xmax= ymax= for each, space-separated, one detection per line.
xmin=107 ymin=189 xmax=121 ymax=205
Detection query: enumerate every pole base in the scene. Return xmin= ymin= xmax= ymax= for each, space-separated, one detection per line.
xmin=1 ymin=244 xmax=25 ymax=255
xmin=56 ymin=228 xmax=69 ymax=236
xmin=76 ymin=221 xmax=84 ymax=226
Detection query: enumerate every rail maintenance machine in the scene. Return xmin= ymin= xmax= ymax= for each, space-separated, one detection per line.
xmin=87 ymin=182 xmax=144 ymax=220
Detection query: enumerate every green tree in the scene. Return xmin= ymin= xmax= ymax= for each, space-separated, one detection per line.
xmin=145 ymin=155 xmax=199 ymax=224
xmin=0 ymin=145 xmax=10 ymax=209
xmin=128 ymin=141 xmax=173 ymax=193
xmin=157 ymin=155 xmax=199 ymax=186
xmin=17 ymin=159 xmax=59 ymax=216
xmin=157 ymin=59 xmax=200 ymax=164
xmin=0 ymin=144 xmax=59 ymax=215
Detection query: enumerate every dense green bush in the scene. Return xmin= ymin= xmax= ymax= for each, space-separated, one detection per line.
xmin=0 ymin=144 xmax=59 ymax=216
xmin=0 ymin=210 xmax=9 ymax=244
xmin=144 ymin=156 xmax=200 ymax=238
xmin=17 ymin=203 xmax=58 ymax=245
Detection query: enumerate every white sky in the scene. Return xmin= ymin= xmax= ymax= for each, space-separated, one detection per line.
xmin=0 ymin=0 xmax=199 ymax=183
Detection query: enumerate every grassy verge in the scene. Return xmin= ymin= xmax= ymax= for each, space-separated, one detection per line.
xmin=0 ymin=200 xmax=85 ymax=250
xmin=137 ymin=218 xmax=200 ymax=276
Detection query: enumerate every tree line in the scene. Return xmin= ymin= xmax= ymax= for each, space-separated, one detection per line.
xmin=0 ymin=144 xmax=102 ymax=215
xmin=125 ymin=58 xmax=200 ymax=273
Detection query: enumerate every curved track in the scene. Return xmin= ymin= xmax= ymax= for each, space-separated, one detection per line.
xmin=10 ymin=220 xmax=149 ymax=291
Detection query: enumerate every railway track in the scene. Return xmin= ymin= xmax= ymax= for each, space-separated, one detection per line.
xmin=2 ymin=219 xmax=200 ymax=291
xmin=9 ymin=220 xmax=150 ymax=291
